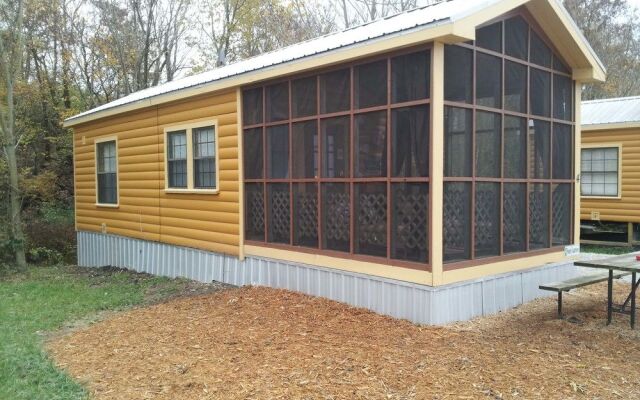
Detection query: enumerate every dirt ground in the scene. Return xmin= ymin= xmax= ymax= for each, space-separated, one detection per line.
xmin=47 ymin=282 xmax=640 ymax=400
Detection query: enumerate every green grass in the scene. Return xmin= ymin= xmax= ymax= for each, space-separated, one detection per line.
xmin=581 ymin=244 xmax=640 ymax=255
xmin=0 ymin=265 xmax=192 ymax=400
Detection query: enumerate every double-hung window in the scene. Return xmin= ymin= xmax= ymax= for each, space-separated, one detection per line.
xmin=165 ymin=121 xmax=218 ymax=192
xmin=581 ymin=147 xmax=620 ymax=197
xmin=96 ymin=138 xmax=118 ymax=206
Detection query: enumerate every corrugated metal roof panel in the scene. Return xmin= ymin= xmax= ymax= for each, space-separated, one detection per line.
xmin=582 ymin=96 xmax=640 ymax=126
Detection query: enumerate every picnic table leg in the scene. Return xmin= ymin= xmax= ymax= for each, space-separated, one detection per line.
xmin=632 ymin=272 xmax=637 ymax=330
xmin=558 ymin=291 xmax=563 ymax=319
xmin=607 ymin=269 xmax=613 ymax=326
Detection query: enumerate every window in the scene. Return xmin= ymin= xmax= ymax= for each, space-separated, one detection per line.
xmin=167 ymin=131 xmax=187 ymax=188
xmin=96 ymin=139 xmax=118 ymax=205
xmin=581 ymin=147 xmax=620 ymax=197
xmin=242 ymin=47 xmax=431 ymax=267
xmin=165 ymin=122 xmax=218 ymax=192
xmin=443 ymin=12 xmax=575 ymax=264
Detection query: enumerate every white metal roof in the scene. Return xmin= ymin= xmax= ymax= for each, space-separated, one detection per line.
xmin=582 ymin=96 xmax=640 ymax=126
xmin=65 ymin=0 xmax=603 ymax=126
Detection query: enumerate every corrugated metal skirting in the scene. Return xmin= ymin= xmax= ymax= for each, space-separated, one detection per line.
xmin=77 ymin=231 xmax=578 ymax=325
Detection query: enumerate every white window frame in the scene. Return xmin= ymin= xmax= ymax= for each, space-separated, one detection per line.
xmin=580 ymin=143 xmax=622 ymax=199
xmin=94 ymin=136 xmax=119 ymax=208
xmin=163 ymin=118 xmax=220 ymax=194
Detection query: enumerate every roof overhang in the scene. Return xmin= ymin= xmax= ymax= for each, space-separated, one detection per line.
xmin=582 ymin=122 xmax=640 ymax=132
xmin=64 ymin=0 xmax=606 ymax=128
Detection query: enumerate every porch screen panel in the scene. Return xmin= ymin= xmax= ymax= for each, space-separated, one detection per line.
xmin=443 ymin=12 xmax=575 ymax=265
xmin=242 ymin=47 xmax=432 ymax=268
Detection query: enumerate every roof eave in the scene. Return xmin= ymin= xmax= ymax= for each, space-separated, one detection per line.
xmin=582 ymin=122 xmax=640 ymax=132
xmin=64 ymin=19 xmax=469 ymax=128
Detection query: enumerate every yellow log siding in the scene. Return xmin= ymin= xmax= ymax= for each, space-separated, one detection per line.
xmin=73 ymin=90 xmax=240 ymax=256
xmin=581 ymin=128 xmax=640 ymax=223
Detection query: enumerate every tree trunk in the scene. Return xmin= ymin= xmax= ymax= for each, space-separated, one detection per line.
xmin=4 ymin=139 xmax=27 ymax=270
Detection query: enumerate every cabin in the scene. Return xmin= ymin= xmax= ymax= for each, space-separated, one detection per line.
xmin=65 ymin=0 xmax=605 ymax=324
xmin=581 ymin=97 xmax=640 ymax=246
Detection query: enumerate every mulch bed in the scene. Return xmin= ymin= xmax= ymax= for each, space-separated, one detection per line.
xmin=47 ymin=282 xmax=640 ymax=399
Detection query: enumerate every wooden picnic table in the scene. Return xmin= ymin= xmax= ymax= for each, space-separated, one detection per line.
xmin=575 ymin=254 xmax=640 ymax=329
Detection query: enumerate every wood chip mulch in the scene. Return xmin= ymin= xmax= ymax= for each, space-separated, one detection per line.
xmin=47 ymin=282 xmax=640 ymax=399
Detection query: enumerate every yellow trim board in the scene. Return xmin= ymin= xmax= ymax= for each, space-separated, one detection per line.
xmin=582 ymin=122 xmax=640 ymax=132
xmin=442 ymin=251 xmax=570 ymax=285
xmin=243 ymin=245 xmax=432 ymax=285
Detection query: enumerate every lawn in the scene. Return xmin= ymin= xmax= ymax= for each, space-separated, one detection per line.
xmin=0 ymin=265 xmax=224 ymax=400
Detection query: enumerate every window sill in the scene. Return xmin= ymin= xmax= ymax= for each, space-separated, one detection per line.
xmin=164 ymin=188 xmax=220 ymax=195
xmin=95 ymin=203 xmax=119 ymax=208
xmin=581 ymin=195 xmax=621 ymax=200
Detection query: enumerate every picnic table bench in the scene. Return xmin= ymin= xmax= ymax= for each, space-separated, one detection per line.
xmin=540 ymin=271 xmax=630 ymax=318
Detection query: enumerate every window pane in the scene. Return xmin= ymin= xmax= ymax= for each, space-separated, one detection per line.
xmin=444 ymin=182 xmax=471 ymax=262
xmin=444 ymin=45 xmax=473 ymax=103
xmin=245 ymin=183 xmax=265 ymax=241
xmin=476 ymin=53 xmax=502 ymax=109
xmin=293 ymin=183 xmax=318 ymax=248
xmin=444 ymin=107 xmax=472 ymax=177
xmin=504 ymin=116 xmax=527 ymax=178
xmin=292 ymin=76 xmax=317 ymax=118
xmin=267 ymin=125 xmax=289 ymax=178
xmin=320 ymin=69 xmax=350 ymax=114
xmin=392 ymin=51 xmax=429 ymax=103
xmin=194 ymin=158 xmax=215 ymax=188
xmin=475 ymin=182 xmax=500 ymax=258
xmin=553 ymin=124 xmax=572 ymax=179
xmin=242 ymin=87 xmax=263 ymax=125
xmin=503 ymin=183 xmax=526 ymax=253
xmin=321 ymin=117 xmax=350 ymax=178
xmin=167 ymin=132 xmax=186 ymax=189
xmin=476 ymin=22 xmax=502 ymax=53
xmin=553 ymin=74 xmax=573 ymax=121
xmin=267 ymin=183 xmax=290 ymax=244
xmin=530 ymin=68 xmax=551 ymax=117
xmin=97 ymin=172 xmax=117 ymax=204
xmin=193 ymin=126 xmax=216 ymax=189
xmin=474 ymin=111 xmax=501 ymax=177
xmin=292 ymin=121 xmax=318 ymax=178
xmin=355 ymin=183 xmax=387 ymax=257
xmin=529 ymin=183 xmax=550 ymax=250
xmin=168 ymin=160 xmax=187 ymax=188
xmin=530 ymin=30 xmax=551 ymax=67
xmin=392 ymin=105 xmax=429 ymax=177
xmin=167 ymin=131 xmax=187 ymax=161
xmin=355 ymin=111 xmax=387 ymax=177
xmin=552 ymin=184 xmax=571 ymax=246
xmin=529 ymin=119 xmax=550 ymax=179
xmin=355 ymin=60 xmax=388 ymax=109
xmin=504 ymin=61 xmax=527 ymax=113
xmin=391 ymin=183 xmax=428 ymax=262
xmin=321 ymin=183 xmax=350 ymax=252
xmin=553 ymin=55 xmax=570 ymax=73
xmin=98 ymin=141 xmax=117 ymax=173
xmin=505 ymin=16 xmax=528 ymax=60
xmin=266 ymin=82 xmax=289 ymax=122
xmin=244 ymin=128 xmax=263 ymax=179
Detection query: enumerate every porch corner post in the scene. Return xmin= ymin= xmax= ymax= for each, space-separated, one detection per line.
xmin=430 ymin=41 xmax=445 ymax=286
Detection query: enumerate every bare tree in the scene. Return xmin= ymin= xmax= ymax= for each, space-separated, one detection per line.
xmin=0 ymin=0 xmax=27 ymax=268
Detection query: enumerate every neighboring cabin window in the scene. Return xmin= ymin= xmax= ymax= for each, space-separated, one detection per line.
xmin=96 ymin=139 xmax=118 ymax=205
xmin=443 ymin=14 xmax=575 ymax=263
xmin=242 ymin=48 xmax=431 ymax=265
xmin=165 ymin=123 xmax=218 ymax=191
xmin=581 ymin=147 xmax=619 ymax=197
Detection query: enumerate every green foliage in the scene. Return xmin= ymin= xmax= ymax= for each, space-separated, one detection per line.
xmin=0 ymin=265 xmax=193 ymax=399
